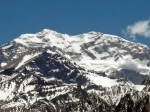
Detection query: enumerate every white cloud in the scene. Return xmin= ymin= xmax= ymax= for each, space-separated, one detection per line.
xmin=123 ymin=19 xmax=150 ymax=39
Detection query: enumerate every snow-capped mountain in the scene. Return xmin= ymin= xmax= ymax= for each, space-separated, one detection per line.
xmin=0 ymin=29 xmax=150 ymax=111
xmin=1 ymin=29 xmax=150 ymax=84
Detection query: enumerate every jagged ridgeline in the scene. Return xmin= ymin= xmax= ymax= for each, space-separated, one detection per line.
xmin=0 ymin=29 xmax=150 ymax=111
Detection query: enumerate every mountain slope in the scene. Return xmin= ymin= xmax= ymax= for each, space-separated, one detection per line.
xmin=0 ymin=50 xmax=149 ymax=112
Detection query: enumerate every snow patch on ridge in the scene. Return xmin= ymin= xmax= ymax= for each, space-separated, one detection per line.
xmin=86 ymin=73 xmax=119 ymax=87
xmin=0 ymin=90 xmax=9 ymax=100
xmin=47 ymin=50 xmax=56 ymax=54
xmin=0 ymin=82 xmax=16 ymax=100
xmin=133 ymin=85 xmax=145 ymax=91
xmin=16 ymin=53 xmax=41 ymax=69
xmin=1 ymin=62 xmax=7 ymax=67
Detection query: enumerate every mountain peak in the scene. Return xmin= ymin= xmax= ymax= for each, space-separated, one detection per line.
xmin=87 ymin=31 xmax=102 ymax=35
xmin=41 ymin=29 xmax=59 ymax=35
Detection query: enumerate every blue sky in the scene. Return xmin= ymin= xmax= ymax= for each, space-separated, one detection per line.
xmin=0 ymin=0 xmax=150 ymax=47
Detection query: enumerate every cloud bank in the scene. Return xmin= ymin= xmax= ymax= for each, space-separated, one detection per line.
xmin=123 ymin=19 xmax=150 ymax=39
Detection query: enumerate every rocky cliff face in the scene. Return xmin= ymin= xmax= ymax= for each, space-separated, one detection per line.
xmin=0 ymin=29 xmax=150 ymax=111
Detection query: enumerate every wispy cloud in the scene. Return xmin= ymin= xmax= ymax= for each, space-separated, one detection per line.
xmin=123 ymin=19 xmax=150 ymax=40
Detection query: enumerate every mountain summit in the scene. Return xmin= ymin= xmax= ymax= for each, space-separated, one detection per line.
xmin=0 ymin=29 xmax=150 ymax=111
